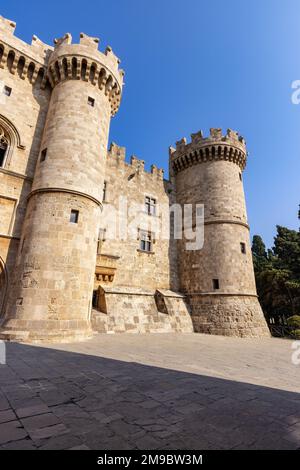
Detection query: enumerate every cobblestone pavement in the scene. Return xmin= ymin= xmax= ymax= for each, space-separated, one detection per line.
xmin=0 ymin=333 xmax=299 ymax=450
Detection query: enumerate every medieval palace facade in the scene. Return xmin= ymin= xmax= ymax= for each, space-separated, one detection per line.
xmin=0 ymin=16 xmax=269 ymax=342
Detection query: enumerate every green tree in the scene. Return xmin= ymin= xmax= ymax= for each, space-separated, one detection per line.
xmin=251 ymin=235 xmax=268 ymax=273
xmin=252 ymin=218 xmax=300 ymax=323
xmin=273 ymin=225 xmax=300 ymax=278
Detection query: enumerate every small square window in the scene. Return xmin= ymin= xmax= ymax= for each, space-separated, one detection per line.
xmin=70 ymin=209 xmax=79 ymax=224
xmin=40 ymin=148 xmax=47 ymax=162
xmin=3 ymin=86 xmax=12 ymax=96
xmin=213 ymin=279 xmax=219 ymax=290
xmin=139 ymin=230 xmax=152 ymax=252
xmin=240 ymin=242 xmax=246 ymax=254
xmin=88 ymin=96 xmax=95 ymax=107
xmin=145 ymin=196 xmax=156 ymax=215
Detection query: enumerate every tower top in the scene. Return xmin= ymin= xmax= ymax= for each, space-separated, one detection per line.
xmin=169 ymin=128 xmax=247 ymax=174
xmin=0 ymin=15 xmax=124 ymax=115
xmin=48 ymin=31 xmax=124 ymax=115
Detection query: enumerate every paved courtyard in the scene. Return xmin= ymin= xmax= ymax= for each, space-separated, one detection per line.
xmin=0 ymin=333 xmax=299 ymax=450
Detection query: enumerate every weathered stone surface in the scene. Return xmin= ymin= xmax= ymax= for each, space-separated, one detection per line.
xmin=170 ymin=131 xmax=269 ymax=338
xmin=0 ymin=335 xmax=298 ymax=450
xmin=91 ymin=287 xmax=193 ymax=333
xmin=0 ymin=15 xmax=269 ymax=340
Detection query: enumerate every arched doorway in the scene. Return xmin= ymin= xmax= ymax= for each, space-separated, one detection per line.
xmin=0 ymin=257 xmax=8 ymax=317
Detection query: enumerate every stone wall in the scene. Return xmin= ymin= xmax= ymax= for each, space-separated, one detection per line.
xmin=0 ymin=16 xmax=51 ymax=318
xmin=0 ymin=18 xmax=125 ymax=341
xmin=98 ymin=143 xmax=178 ymax=291
xmin=189 ymin=294 xmax=270 ymax=338
xmin=91 ymin=286 xmax=193 ymax=334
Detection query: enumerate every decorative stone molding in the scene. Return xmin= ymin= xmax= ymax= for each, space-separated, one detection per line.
xmin=0 ymin=116 xmax=25 ymax=168
xmin=27 ymin=187 xmax=103 ymax=208
xmin=0 ymin=115 xmax=25 ymax=149
xmin=95 ymin=253 xmax=119 ymax=283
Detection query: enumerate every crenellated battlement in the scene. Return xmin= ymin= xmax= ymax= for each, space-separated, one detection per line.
xmin=0 ymin=15 xmax=52 ymax=88
xmin=48 ymin=32 xmax=124 ymax=116
xmin=108 ymin=143 xmax=165 ymax=180
xmin=0 ymin=16 xmax=124 ymax=114
xmin=169 ymin=128 xmax=247 ymax=174
xmin=0 ymin=15 xmax=16 ymax=35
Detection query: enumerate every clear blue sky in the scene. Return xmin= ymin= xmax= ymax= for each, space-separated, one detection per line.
xmin=1 ymin=0 xmax=299 ymax=248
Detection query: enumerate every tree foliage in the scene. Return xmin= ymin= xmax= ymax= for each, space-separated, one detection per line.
xmin=252 ymin=209 xmax=300 ymax=323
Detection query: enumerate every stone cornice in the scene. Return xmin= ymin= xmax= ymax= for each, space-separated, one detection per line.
xmin=203 ymin=219 xmax=249 ymax=230
xmin=187 ymin=292 xmax=258 ymax=298
xmin=27 ymin=187 xmax=103 ymax=208
xmin=0 ymin=167 xmax=33 ymax=182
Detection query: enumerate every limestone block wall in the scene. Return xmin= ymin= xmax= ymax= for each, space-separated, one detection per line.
xmin=4 ymin=192 xmax=100 ymax=342
xmin=91 ymin=286 xmax=193 ymax=334
xmin=1 ymin=25 xmax=124 ymax=342
xmin=0 ymin=16 xmax=51 ymax=317
xmin=32 ymin=79 xmax=110 ymax=200
xmin=98 ymin=143 xmax=178 ymax=291
xmin=189 ymin=295 xmax=269 ymax=338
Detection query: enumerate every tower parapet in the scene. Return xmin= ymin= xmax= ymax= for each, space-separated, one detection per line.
xmin=170 ymin=128 xmax=247 ymax=176
xmin=47 ymin=32 xmax=124 ymax=116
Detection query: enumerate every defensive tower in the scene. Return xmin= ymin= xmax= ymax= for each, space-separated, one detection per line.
xmin=169 ymin=128 xmax=270 ymax=337
xmin=1 ymin=31 xmax=124 ymax=341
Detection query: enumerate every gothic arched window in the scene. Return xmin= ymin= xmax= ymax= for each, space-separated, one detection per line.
xmin=0 ymin=126 xmax=9 ymax=167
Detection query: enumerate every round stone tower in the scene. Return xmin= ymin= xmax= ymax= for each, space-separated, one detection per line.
xmin=1 ymin=32 xmax=124 ymax=342
xmin=170 ymin=128 xmax=269 ymax=338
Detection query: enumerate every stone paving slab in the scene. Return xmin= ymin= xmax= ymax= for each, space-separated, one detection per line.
xmin=0 ymin=333 xmax=299 ymax=450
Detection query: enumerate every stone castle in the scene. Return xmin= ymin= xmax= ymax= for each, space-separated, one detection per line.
xmin=0 ymin=16 xmax=269 ymax=342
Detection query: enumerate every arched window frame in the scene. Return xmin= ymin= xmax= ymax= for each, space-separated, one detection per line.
xmin=0 ymin=115 xmax=25 ymax=169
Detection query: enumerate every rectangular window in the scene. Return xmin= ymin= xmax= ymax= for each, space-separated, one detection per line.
xmin=97 ymin=228 xmax=106 ymax=254
xmin=213 ymin=279 xmax=219 ymax=290
xmin=70 ymin=209 xmax=79 ymax=224
xmin=240 ymin=242 xmax=246 ymax=254
xmin=0 ymin=142 xmax=7 ymax=167
xmin=139 ymin=230 xmax=152 ymax=252
xmin=3 ymin=86 xmax=12 ymax=96
xmin=239 ymin=172 xmax=242 ymax=181
xmin=40 ymin=148 xmax=47 ymax=162
xmin=88 ymin=96 xmax=95 ymax=107
xmin=102 ymin=181 xmax=107 ymax=202
xmin=145 ymin=196 xmax=156 ymax=215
